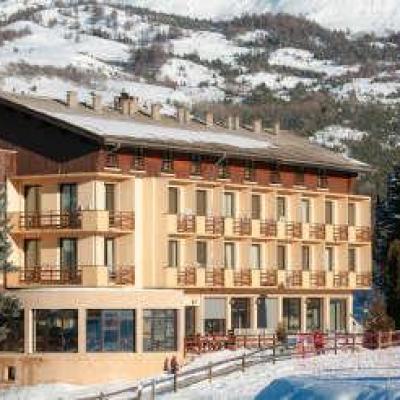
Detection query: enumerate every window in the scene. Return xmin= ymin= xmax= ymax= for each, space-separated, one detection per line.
xmin=196 ymin=241 xmax=207 ymax=267
xmin=34 ymin=309 xmax=78 ymax=352
xmin=224 ymin=242 xmax=235 ymax=269
xmin=325 ymin=247 xmax=334 ymax=271
xmin=223 ymin=192 xmax=235 ymax=218
xmin=132 ymin=148 xmax=145 ymax=170
xmin=348 ymin=248 xmax=357 ymax=272
xmin=204 ymin=298 xmax=226 ymax=335
xmin=301 ymin=198 xmax=310 ymax=223
xmin=86 ymin=310 xmax=135 ymax=352
xmin=105 ymin=151 xmax=118 ymax=168
xmin=196 ymin=190 xmax=207 ymax=216
xmin=325 ymin=200 xmax=334 ymax=225
xmin=161 ymin=151 xmax=174 ymax=173
xmin=317 ymin=170 xmax=328 ymax=189
xmin=231 ymin=298 xmax=251 ymax=329
xmin=24 ymin=185 xmax=40 ymax=214
xmin=302 ymin=246 xmax=310 ymax=271
xmin=190 ymin=154 xmax=202 ymax=176
xmin=168 ymin=187 xmax=179 ymax=214
xmin=277 ymin=197 xmax=286 ymax=220
xmin=277 ymin=245 xmax=287 ymax=270
xmin=306 ymin=298 xmax=322 ymax=331
xmin=270 ymin=165 xmax=281 ymax=184
xmin=105 ymin=184 xmax=115 ymax=212
xmin=330 ymin=299 xmax=347 ymax=332
xmin=60 ymin=183 xmax=77 ymax=212
xmin=283 ymin=298 xmax=301 ymax=332
xmin=24 ymin=239 xmax=40 ymax=269
xmin=105 ymin=238 xmax=115 ymax=274
xmin=185 ymin=306 xmax=196 ymax=337
xmin=60 ymin=238 xmax=77 ymax=271
xmin=251 ymin=244 xmax=261 ymax=269
xmin=257 ymin=297 xmax=278 ymax=330
xmin=295 ymin=168 xmax=305 ymax=186
xmin=0 ymin=310 xmax=24 ymax=352
xmin=252 ymin=194 xmax=261 ymax=220
xmin=143 ymin=310 xmax=177 ymax=352
xmin=348 ymin=203 xmax=356 ymax=226
xmin=218 ymin=160 xmax=230 ymax=179
xmin=168 ymin=240 xmax=179 ymax=268
xmin=244 ymin=160 xmax=255 ymax=181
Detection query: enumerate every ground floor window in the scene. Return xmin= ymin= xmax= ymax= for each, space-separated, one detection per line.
xmin=34 ymin=309 xmax=78 ymax=352
xmin=306 ymin=298 xmax=322 ymax=331
xmin=185 ymin=306 xmax=196 ymax=337
xmin=204 ymin=298 xmax=226 ymax=335
xmin=0 ymin=310 xmax=24 ymax=352
xmin=283 ymin=298 xmax=301 ymax=333
xmin=231 ymin=298 xmax=250 ymax=330
xmin=87 ymin=310 xmax=135 ymax=352
xmin=257 ymin=297 xmax=278 ymax=331
xmin=143 ymin=310 xmax=177 ymax=352
xmin=330 ymin=299 xmax=347 ymax=332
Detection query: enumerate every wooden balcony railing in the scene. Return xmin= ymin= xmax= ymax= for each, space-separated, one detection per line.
xmin=20 ymin=266 xmax=82 ymax=285
xmin=109 ymin=266 xmax=135 ymax=285
xmin=334 ymin=225 xmax=349 ymax=241
xmin=205 ymin=216 xmax=224 ymax=235
xmin=233 ymin=218 xmax=252 ymax=236
xmin=286 ymin=222 xmax=302 ymax=239
xmin=334 ymin=272 xmax=349 ymax=288
xmin=109 ymin=211 xmax=135 ymax=230
xmin=260 ymin=270 xmax=278 ymax=286
xmin=177 ymin=267 xmax=196 ymax=286
xmin=177 ymin=214 xmax=196 ymax=234
xmin=206 ymin=268 xmax=225 ymax=287
xmin=356 ymin=273 xmax=372 ymax=287
xmin=310 ymin=223 xmax=326 ymax=240
xmin=19 ymin=211 xmax=82 ymax=230
xmin=310 ymin=271 xmax=326 ymax=287
xmin=260 ymin=220 xmax=277 ymax=237
xmin=356 ymin=226 xmax=372 ymax=242
xmin=233 ymin=270 xmax=252 ymax=286
xmin=286 ymin=271 xmax=303 ymax=287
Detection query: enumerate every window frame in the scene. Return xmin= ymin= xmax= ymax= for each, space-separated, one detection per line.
xmin=251 ymin=194 xmax=261 ymax=220
xmin=196 ymin=241 xmax=207 ymax=267
xmin=168 ymin=186 xmax=179 ymax=215
xmin=277 ymin=244 xmax=287 ymax=270
xmin=223 ymin=192 xmax=235 ymax=218
xmin=168 ymin=240 xmax=179 ymax=268
xmin=250 ymin=243 xmax=261 ymax=269
xmin=224 ymin=242 xmax=236 ymax=269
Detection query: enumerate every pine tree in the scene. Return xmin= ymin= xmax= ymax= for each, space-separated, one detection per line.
xmin=0 ymin=294 xmax=21 ymax=345
xmin=0 ymin=184 xmax=14 ymax=288
xmin=364 ymin=293 xmax=394 ymax=333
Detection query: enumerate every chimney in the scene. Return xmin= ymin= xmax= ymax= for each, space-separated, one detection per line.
xmin=273 ymin=120 xmax=281 ymax=135
xmin=177 ymin=107 xmax=186 ymax=124
xmin=205 ymin=111 xmax=214 ymax=127
xmin=253 ymin=118 xmax=263 ymax=134
xmin=120 ymin=97 xmax=130 ymax=115
xmin=66 ymin=91 xmax=78 ymax=108
xmin=91 ymin=93 xmax=102 ymax=113
xmin=128 ymin=96 xmax=138 ymax=116
xmin=151 ymin=103 xmax=162 ymax=121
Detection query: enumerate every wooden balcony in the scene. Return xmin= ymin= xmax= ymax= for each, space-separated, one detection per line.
xmin=18 ymin=211 xmax=82 ymax=230
xmin=109 ymin=211 xmax=135 ymax=230
xmin=177 ymin=267 xmax=197 ymax=286
xmin=260 ymin=270 xmax=278 ymax=286
xmin=286 ymin=271 xmax=303 ymax=287
xmin=334 ymin=272 xmax=349 ymax=288
xmin=260 ymin=220 xmax=277 ymax=237
xmin=356 ymin=226 xmax=372 ymax=242
xmin=233 ymin=218 xmax=252 ymax=236
xmin=334 ymin=225 xmax=349 ymax=241
xmin=177 ymin=214 xmax=196 ymax=234
xmin=19 ymin=266 xmax=82 ymax=285
xmin=206 ymin=268 xmax=225 ymax=287
xmin=205 ymin=216 xmax=224 ymax=236
xmin=356 ymin=273 xmax=372 ymax=288
xmin=309 ymin=223 xmax=326 ymax=240
xmin=108 ymin=266 xmax=135 ymax=285
xmin=310 ymin=271 xmax=326 ymax=287
xmin=233 ymin=270 xmax=252 ymax=286
xmin=286 ymin=222 xmax=302 ymax=239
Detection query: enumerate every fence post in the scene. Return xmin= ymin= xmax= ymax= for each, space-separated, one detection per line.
xmin=244 ymin=335 xmax=247 ymax=348
xmin=352 ymin=334 xmax=356 ymax=353
xmin=272 ymin=334 xmax=276 ymax=364
xmin=151 ymin=379 xmax=156 ymax=400
xmin=378 ymin=331 xmax=382 ymax=349
xmin=334 ymin=332 xmax=338 ymax=355
xmin=258 ymin=334 xmax=261 ymax=349
xmin=173 ymin=372 xmax=178 ymax=392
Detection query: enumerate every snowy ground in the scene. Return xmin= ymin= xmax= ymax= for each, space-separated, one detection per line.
xmin=2 ymin=347 xmax=400 ymax=399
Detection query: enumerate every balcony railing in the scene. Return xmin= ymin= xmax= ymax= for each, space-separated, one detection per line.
xmin=205 ymin=216 xmax=224 ymax=235
xmin=108 ymin=266 xmax=135 ymax=285
xmin=205 ymin=268 xmax=225 ymax=286
xmin=233 ymin=218 xmax=252 ymax=236
xmin=334 ymin=272 xmax=349 ymax=288
xmin=286 ymin=222 xmax=302 ymax=239
xmin=356 ymin=273 xmax=372 ymax=287
xmin=234 ymin=270 xmax=252 ymax=286
xmin=109 ymin=211 xmax=135 ymax=230
xmin=19 ymin=211 xmax=82 ymax=230
xmin=286 ymin=271 xmax=303 ymax=287
xmin=310 ymin=223 xmax=326 ymax=240
xmin=20 ymin=266 xmax=82 ymax=285
xmin=177 ymin=214 xmax=196 ymax=234
xmin=178 ymin=267 xmax=197 ymax=286
xmin=260 ymin=270 xmax=278 ymax=286
xmin=310 ymin=271 xmax=326 ymax=287
xmin=334 ymin=225 xmax=349 ymax=241
xmin=260 ymin=220 xmax=277 ymax=237
xmin=356 ymin=226 xmax=372 ymax=242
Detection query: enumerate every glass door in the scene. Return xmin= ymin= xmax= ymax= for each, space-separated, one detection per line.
xmin=105 ymin=238 xmax=115 ymax=275
xmin=330 ymin=299 xmax=347 ymax=332
xmin=231 ymin=298 xmax=251 ymax=330
xmin=60 ymin=184 xmax=78 ymax=228
xmin=60 ymin=238 xmax=77 ymax=281
xmin=24 ymin=239 xmax=40 ymax=281
xmin=24 ymin=186 xmax=40 ymax=228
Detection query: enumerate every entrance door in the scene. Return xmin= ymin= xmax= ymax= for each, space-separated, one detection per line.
xmin=257 ymin=297 xmax=278 ymax=331
xmin=231 ymin=298 xmax=251 ymax=330
xmin=185 ymin=306 xmax=197 ymax=337
xmin=330 ymin=299 xmax=347 ymax=332
xmin=60 ymin=238 xmax=77 ymax=282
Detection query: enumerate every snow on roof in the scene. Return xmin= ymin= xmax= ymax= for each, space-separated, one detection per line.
xmin=47 ymin=111 xmax=275 ymax=150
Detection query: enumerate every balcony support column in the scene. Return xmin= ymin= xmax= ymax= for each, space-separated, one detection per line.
xmin=136 ymin=308 xmax=143 ymax=353
xmin=78 ymin=308 xmax=86 ymax=354
xmin=301 ymin=296 xmax=307 ymax=333
xmin=24 ymin=308 xmax=33 ymax=354
xmin=226 ymin=296 xmax=232 ymax=332
xmin=251 ymin=296 xmax=258 ymax=331
xmin=324 ymin=296 xmax=331 ymax=333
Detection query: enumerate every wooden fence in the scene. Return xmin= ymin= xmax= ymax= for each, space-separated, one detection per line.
xmin=78 ymin=331 xmax=400 ymax=400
